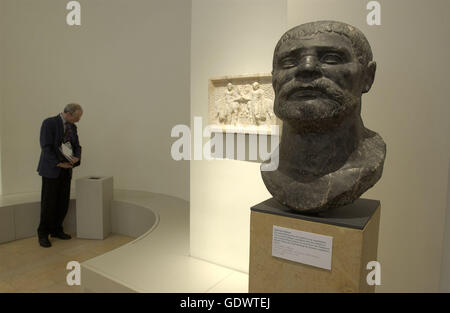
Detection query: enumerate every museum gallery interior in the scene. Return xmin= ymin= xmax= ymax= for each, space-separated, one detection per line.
xmin=0 ymin=0 xmax=449 ymax=293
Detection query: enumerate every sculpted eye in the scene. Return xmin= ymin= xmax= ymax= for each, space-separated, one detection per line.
xmin=320 ymin=53 xmax=344 ymax=65
xmin=280 ymin=57 xmax=297 ymax=69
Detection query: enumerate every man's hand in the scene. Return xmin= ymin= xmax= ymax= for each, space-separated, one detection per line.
xmin=71 ymin=156 xmax=80 ymax=164
xmin=57 ymin=162 xmax=73 ymax=169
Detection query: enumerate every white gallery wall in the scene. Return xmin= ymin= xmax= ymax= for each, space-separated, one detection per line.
xmin=190 ymin=0 xmax=287 ymax=273
xmin=0 ymin=0 xmax=190 ymax=201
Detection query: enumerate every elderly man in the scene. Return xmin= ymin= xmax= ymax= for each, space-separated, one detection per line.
xmin=37 ymin=103 xmax=83 ymax=247
xmin=261 ymin=21 xmax=386 ymax=213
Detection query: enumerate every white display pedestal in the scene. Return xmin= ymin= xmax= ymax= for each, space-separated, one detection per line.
xmin=76 ymin=176 xmax=113 ymax=240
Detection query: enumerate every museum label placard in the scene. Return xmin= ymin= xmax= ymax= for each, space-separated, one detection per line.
xmin=272 ymin=225 xmax=333 ymax=270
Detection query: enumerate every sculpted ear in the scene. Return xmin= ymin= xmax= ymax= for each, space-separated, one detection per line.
xmin=362 ymin=61 xmax=376 ymax=93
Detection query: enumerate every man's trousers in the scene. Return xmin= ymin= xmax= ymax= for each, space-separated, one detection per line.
xmin=37 ymin=169 xmax=71 ymax=237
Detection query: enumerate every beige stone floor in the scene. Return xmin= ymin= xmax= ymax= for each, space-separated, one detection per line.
xmin=0 ymin=234 xmax=134 ymax=293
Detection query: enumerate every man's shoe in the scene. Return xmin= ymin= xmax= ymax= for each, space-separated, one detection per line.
xmin=51 ymin=232 xmax=72 ymax=240
xmin=39 ymin=236 xmax=52 ymax=248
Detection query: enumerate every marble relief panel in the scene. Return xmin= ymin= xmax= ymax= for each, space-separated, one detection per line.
xmin=208 ymin=74 xmax=280 ymax=134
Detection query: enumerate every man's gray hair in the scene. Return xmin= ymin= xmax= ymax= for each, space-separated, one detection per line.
xmin=64 ymin=103 xmax=83 ymax=114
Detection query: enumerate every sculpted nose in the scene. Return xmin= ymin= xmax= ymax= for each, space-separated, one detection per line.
xmin=296 ymin=55 xmax=321 ymax=81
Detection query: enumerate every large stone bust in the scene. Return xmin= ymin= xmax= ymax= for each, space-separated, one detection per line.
xmin=261 ymin=21 xmax=386 ymax=213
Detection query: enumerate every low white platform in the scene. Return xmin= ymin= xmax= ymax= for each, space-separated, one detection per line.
xmin=0 ymin=190 xmax=153 ymax=244
xmin=0 ymin=192 xmax=76 ymax=243
xmin=0 ymin=189 xmax=248 ymax=292
xmin=81 ymin=190 xmax=249 ymax=293
xmin=0 ymin=190 xmax=248 ymax=293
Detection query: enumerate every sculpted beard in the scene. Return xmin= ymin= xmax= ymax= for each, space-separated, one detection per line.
xmin=273 ymin=77 xmax=359 ymax=124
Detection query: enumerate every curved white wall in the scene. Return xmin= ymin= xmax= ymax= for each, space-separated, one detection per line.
xmin=0 ymin=0 xmax=190 ymax=201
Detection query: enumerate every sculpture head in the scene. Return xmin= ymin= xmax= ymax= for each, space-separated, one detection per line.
xmin=227 ymin=83 xmax=233 ymax=91
xmin=272 ymin=21 xmax=376 ymax=129
xmin=261 ymin=21 xmax=386 ymax=213
xmin=252 ymin=82 xmax=260 ymax=90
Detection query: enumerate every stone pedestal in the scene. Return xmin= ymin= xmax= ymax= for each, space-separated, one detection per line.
xmin=76 ymin=176 xmax=113 ymax=240
xmin=249 ymin=198 xmax=381 ymax=293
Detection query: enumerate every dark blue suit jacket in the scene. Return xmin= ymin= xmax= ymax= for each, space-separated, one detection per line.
xmin=37 ymin=114 xmax=82 ymax=178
